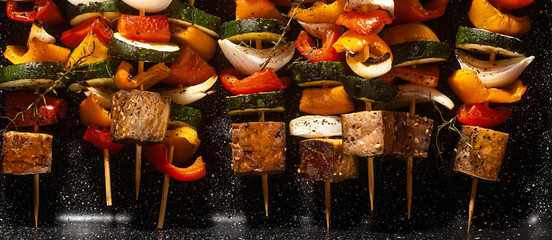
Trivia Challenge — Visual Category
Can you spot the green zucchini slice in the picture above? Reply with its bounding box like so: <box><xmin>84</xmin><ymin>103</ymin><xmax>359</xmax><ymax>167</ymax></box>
<box><xmin>226</xmin><ymin>91</ymin><xmax>285</xmax><ymax>115</ymax></box>
<box><xmin>108</xmin><ymin>33</ymin><xmax>181</xmax><ymax>63</ymax></box>
<box><xmin>221</xmin><ymin>19</ymin><xmax>287</xmax><ymax>44</ymax></box>
<box><xmin>66</xmin><ymin>1</ymin><xmax>137</xmax><ymax>26</ymax></box>
<box><xmin>0</xmin><ymin>62</ymin><xmax>65</xmax><ymax>90</ymax></box>
<box><xmin>342</xmin><ymin>76</ymin><xmax>399</xmax><ymax>103</ymax></box>
<box><xmin>390</xmin><ymin>41</ymin><xmax>451</xmax><ymax>67</ymax></box>
<box><xmin>164</xmin><ymin>0</ymin><xmax>222</xmax><ymax>38</ymax></box>
<box><xmin>288</xmin><ymin>61</ymin><xmax>351</xmax><ymax>87</ymax></box>
<box><xmin>455</xmin><ymin>26</ymin><xmax>526</xmax><ymax>57</ymax></box>
<box><xmin>169</xmin><ymin>103</ymin><xmax>202</xmax><ymax>129</ymax></box>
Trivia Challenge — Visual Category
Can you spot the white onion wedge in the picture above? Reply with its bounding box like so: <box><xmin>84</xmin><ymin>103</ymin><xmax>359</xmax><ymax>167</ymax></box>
<box><xmin>290</xmin><ymin>115</ymin><xmax>342</xmax><ymax>138</ymax></box>
<box><xmin>375</xmin><ymin>84</ymin><xmax>454</xmax><ymax>110</ymax></box>
<box><xmin>346</xmin><ymin>53</ymin><xmax>393</xmax><ymax>79</ymax></box>
<box><xmin>297</xmin><ymin>21</ymin><xmax>344</xmax><ymax>40</ymax></box>
<box><xmin>455</xmin><ymin>50</ymin><xmax>534</xmax><ymax>88</ymax></box>
<box><xmin>344</xmin><ymin>0</ymin><xmax>394</xmax><ymax>16</ymax></box>
<box><xmin>158</xmin><ymin>74</ymin><xmax>217</xmax><ymax>106</ymax></box>
<box><xmin>218</xmin><ymin>39</ymin><xmax>295</xmax><ymax>75</ymax></box>
<box><xmin>84</xmin><ymin>87</ymin><xmax>115</xmax><ymax>109</ymax></box>
<box><xmin>122</xmin><ymin>0</ymin><xmax>171</xmax><ymax>13</ymax></box>
<box><xmin>28</xmin><ymin>22</ymin><xmax>55</xmax><ymax>47</ymax></box>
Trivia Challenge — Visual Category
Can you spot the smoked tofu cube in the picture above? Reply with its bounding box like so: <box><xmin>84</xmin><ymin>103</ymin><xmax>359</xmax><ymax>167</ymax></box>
<box><xmin>341</xmin><ymin>111</ymin><xmax>394</xmax><ymax>157</ymax></box>
<box><xmin>453</xmin><ymin>125</ymin><xmax>509</xmax><ymax>181</ymax></box>
<box><xmin>231</xmin><ymin>122</ymin><xmax>286</xmax><ymax>176</ymax></box>
<box><xmin>391</xmin><ymin>112</ymin><xmax>434</xmax><ymax>158</ymax></box>
<box><xmin>111</xmin><ymin>90</ymin><xmax>171</xmax><ymax>145</ymax></box>
<box><xmin>299</xmin><ymin>139</ymin><xmax>358</xmax><ymax>182</ymax></box>
<box><xmin>342</xmin><ymin>111</ymin><xmax>434</xmax><ymax>158</ymax></box>
<box><xmin>1</xmin><ymin>131</ymin><xmax>53</xmax><ymax>175</ymax></box>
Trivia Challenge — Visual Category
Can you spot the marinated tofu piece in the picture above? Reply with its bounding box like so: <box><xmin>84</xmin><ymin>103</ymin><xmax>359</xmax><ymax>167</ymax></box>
<box><xmin>341</xmin><ymin>111</ymin><xmax>394</xmax><ymax>157</ymax></box>
<box><xmin>111</xmin><ymin>90</ymin><xmax>171</xmax><ymax>145</ymax></box>
<box><xmin>299</xmin><ymin>139</ymin><xmax>358</xmax><ymax>182</ymax></box>
<box><xmin>1</xmin><ymin>131</ymin><xmax>53</xmax><ymax>175</ymax></box>
<box><xmin>453</xmin><ymin>125</ymin><xmax>509</xmax><ymax>181</ymax></box>
<box><xmin>231</xmin><ymin>122</ymin><xmax>286</xmax><ymax>176</ymax></box>
<box><xmin>391</xmin><ymin>112</ymin><xmax>434</xmax><ymax>158</ymax></box>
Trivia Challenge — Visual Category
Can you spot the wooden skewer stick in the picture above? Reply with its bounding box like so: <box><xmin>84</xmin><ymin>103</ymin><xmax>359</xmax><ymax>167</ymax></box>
<box><xmin>489</xmin><ymin>50</ymin><xmax>497</xmax><ymax>65</ymax></box>
<box><xmin>158</xmin><ymin>145</ymin><xmax>175</xmax><ymax>229</ymax></box>
<box><xmin>254</xmin><ymin>38</ymin><xmax>270</xmax><ymax>217</ymax></box>
<box><xmin>325</xmin><ymin>181</ymin><xmax>331</xmax><ymax>231</ymax></box>
<box><xmin>468</xmin><ymin>177</ymin><xmax>479</xmax><ymax>232</ymax></box>
<box><xmin>33</xmin><ymin>125</ymin><xmax>40</xmax><ymax>228</ymax></box>
<box><xmin>189</xmin><ymin>0</ymin><xmax>195</xmax><ymax>6</ymax></box>
<box><xmin>365</xmin><ymin>101</ymin><xmax>375</xmax><ymax>211</ymax></box>
<box><xmin>104</xmin><ymin>149</ymin><xmax>112</xmax><ymax>206</ymax></box>
<box><xmin>407</xmin><ymin>99</ymin><xmax>415</xmax><ymax>219</ymax></box>
<box><xmin>134</xmin><ymin>8</ymin><xmax>146</xmax><ymax>200</ymax></box>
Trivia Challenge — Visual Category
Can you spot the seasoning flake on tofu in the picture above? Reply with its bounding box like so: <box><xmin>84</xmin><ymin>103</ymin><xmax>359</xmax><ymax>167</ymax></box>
<box><xmin>111</xmin><ymin>90</ymin><xmax>171</xmax><ymax>145</ymax></box>
<box><xmin>231</xmin><ymin>122</ymin><xmax>286</xmax><ymax>176</ymax></box>
<box><xmin>342</xmin><ymin>111</ymin><xmax>434</xmax><ymax>157</ymax></box>
<box><xmin>299</xmin><ymin>138</ymin><xmax>358</xmax><ymax>182</ymax></box>
<box><xmin>1</xmin><ymin>131</ymin><xmax>53</xmax><ymax>175</ymax></box>
<box><xmin>453</xmin><ymin>125</ymin><xmax>509</xmax><ymax>181</ymax></box>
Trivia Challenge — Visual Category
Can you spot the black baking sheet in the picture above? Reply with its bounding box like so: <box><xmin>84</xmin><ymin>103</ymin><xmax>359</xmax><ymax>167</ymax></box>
<box><xmin>0</xmin><ymin>0</ymin><xmax>551</xmax><ymax>239</ymax></box>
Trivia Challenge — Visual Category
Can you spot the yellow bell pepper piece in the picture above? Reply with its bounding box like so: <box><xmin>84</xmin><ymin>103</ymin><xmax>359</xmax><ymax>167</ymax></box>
<box><xmin>235</xmin><ymin>0</ymin><xmax>286</xmax><ymax>22</ymax></box>
<box><xmin>468</xmin><ymin>0</ymin><xmax>531</xmax><ymax>36</ymax></box>
<box><xmin>289</xmin><ymin>0</ymin><xmax>346</xmax><ymax>23</ymax></box>
<box><xmin>66</xmin><ymin>32</ymin><xmax>108</xmax><ymax>68</ymax></box>
<box><xmin>380</xmin><ymin>23</ymin><xmax>440</xmax><ymax>46</ymax></box>
<box><xmin>333</xmin><ymin>30</ymin><xmax>391</xmax><ymax>63</ymax></box>
<box><xmin>3</xmin><ymin>38</ymin><xmax>71</xmax><ymax>64</ymax></box>
<box><xmin>448</xmin><ymin>69</ymin><xmax>526</xmax><ymax>104</ymax></box>
<box><xmin>164</xmin><ymin>125</ymin><xmax>200</xmax><ymax>167</ymax></box>
<box><xmin>79</xmin><ymin>93</ymin><xmax>111</xmax><ymax>128</ymax></box>
<box><xmin>170</xmin><ymin>25</ymin><xmax>217</xmax><ymax>61</ymax></box>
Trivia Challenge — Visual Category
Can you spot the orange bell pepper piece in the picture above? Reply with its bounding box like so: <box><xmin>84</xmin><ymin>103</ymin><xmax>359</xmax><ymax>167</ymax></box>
<box><xmin>115</xmin><ymin>61</ymin><xmax>171</xmax><ymax>90</ymax></box>
<box><xmin>79</xmin><ymin>94</ymin><xmax>111</xmax><ymax>128</ymax></box>
<box><xmin>288</xmin><ymin>0</ymin><xmax>346</xmax><ymax>23</ymax></box>
<box><xmin>468</xmin><ymin>0</ymin><xmax>531</xmax><ymax>36</ymax></box>
<box><xmin>4</xmin><ymin>38</ymin><xmax>70</xmax><ymax>64</ymax></box>
<box><xmin>235</xmin><ymin>0</ymin><xmax>286</xmax><ymax>21</ymax></box>
<box><xmin>448</xmin><ymin>69</ymin><xmax>526</xmax><ymax>104</ymax></box>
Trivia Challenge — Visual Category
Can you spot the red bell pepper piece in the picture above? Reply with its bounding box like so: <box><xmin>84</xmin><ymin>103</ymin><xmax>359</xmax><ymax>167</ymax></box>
<box><xmin>335</xmin><ymin>10</ymin><xmax>393</xmax><ymax>36</ymax></box>
<box><xmin>83</xmin><ymin>126</ymin><xmax>124</xmax><ymax>156</ymax></box>
<box><xmin>163</xmin><ymin>44</ymin><xmax>217</xmax><ymax>86</ymax></box>
<box><xmin>144</xmin><ymin>144</ymin><xmax>206</xmax><ymax>181</ymax></box>
<box><xmin>61</xmin><ymin>17</ymin><xmax>113</xmax><ymax>49</ymax></box>
<box><xmin>295</xmin><ymin>29</ymin><xmax>343</xmax><ymax>62</ymax></box>
<box><xmin>6</xmin><ymin>0</ymin><xmax>65</xmax><ymax>27</ymax></box>
<box><xmin>220</xmin><ymin>68</ymin><xmax>291</xmax><ymax>95</ymax></box>
<box><xmin>4</xmin><ymin>91</ymin><xmax>67</xmax><ymax>128</ymax></box>
<box><xmin>117</xmin><ymin>14</ymin><xmax>171</xmax><ymax>43</ymax></box>
<box><xmin>488</xmin><ymin>0</ymin><xmax>534</xmax><ymax>11</ymax></box>
<box><xmin>394</xmin><ymin>0</ymin><xmax>450</xmax><ymax>23</ymax></box>
<box><xmin>456</xmin><ymin>103</ymin><xmax>512</xmax><ymax>128</ymax></box>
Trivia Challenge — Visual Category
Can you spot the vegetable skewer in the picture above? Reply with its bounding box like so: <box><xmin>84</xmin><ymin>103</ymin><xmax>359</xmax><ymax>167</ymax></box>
<box><xmin>33</xmin><ymin>125</ymin><xmax>40</xmax><ymax>228</ymax></box>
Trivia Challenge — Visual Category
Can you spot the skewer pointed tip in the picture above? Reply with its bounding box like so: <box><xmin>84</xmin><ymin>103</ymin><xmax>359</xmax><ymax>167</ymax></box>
<box><xmin>136</xmin><ymin>144</ymin><xmax>142</xmax><ymax>201</ymax></box>
<box><xmin>367</xmin><ymin>157</ymin><xmax>375</xmax><ymax>212</ymax></box>
<box><xmin>262</xmin><ymin>174</ymin><xmax>269</xmax><ymax>217</ymax></box>
<box><xmin>34</xmin><ymin>173</ymin><xmax>39</xmax><ymax>229</ymax></box>
<box><xmin>324</xmin><ymin>181</ymin><xmax>331</xmax><ymax>232</ymax></box>
<box><xmin>468</xmin><ymin>178</ymin><xmax>479</xmax><ymax>233</ymax></box>
<box><xmin>407</xmin><ymin>157</ymin><xmax>413</xmax><ymax>220</ymax></box>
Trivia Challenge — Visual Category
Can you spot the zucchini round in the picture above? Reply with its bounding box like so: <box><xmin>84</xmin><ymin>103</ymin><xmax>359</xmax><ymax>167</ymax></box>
<box><xmin>66</xmin><ymin>1</ymin><xmax>137</xmax><ymax>26</ymax></box>
<box><xmin>288</xmin><ymin>61</ymin><xmax>351</xmax><ymax>87</ymax></box>
<box><xmin>390</xmin><ymin>41</ymin><xmax>451</xmax><ymax>67</ymax></box>
<box><xmin>221</xmin><ymin>19</ymin><xmax>287</xmax><ymax>44</ymax></box>
<box><xmin>226</xmin><ymin>91</ymin><xmax>285</xmax><ymax>115</ymax></box>
<box><xmin>72</xmin><ymin>60</ymin><xmax>121</xmax><ymax>88</ymax></box>
<box><xmin>169</xmin><ymin>103</ymin><xmax>202</xmax><ymax>129</ymax></box>
<box><xmin>164</xmin><ymin>0</ymin><xmax>222</xmax><ymax>38</ymax></box>
<box><xmin>342</xmin><ymin>76</ymin><xmax>399</xmax><ymax>103</ymax></box>
<box><xmin>455</xmin><ymin>26</ymin><xmax>526</xmax><ymax>57</ymax></box>
<box><xmin>108</xmin><ymin>33</ymin><xmax>181</xmax><ymax>63</ymax></box>
<box><xmin>0</xmin><ymin>62</ymin><xmax>65</xmax><ymax>90</ymax></box>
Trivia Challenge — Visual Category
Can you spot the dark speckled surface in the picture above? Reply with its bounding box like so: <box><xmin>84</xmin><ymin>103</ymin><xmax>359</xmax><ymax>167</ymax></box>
<box><xmin>0</xmin><ymin>0</ymin><xmax>551</xmax><ymax>239</ymax></box>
